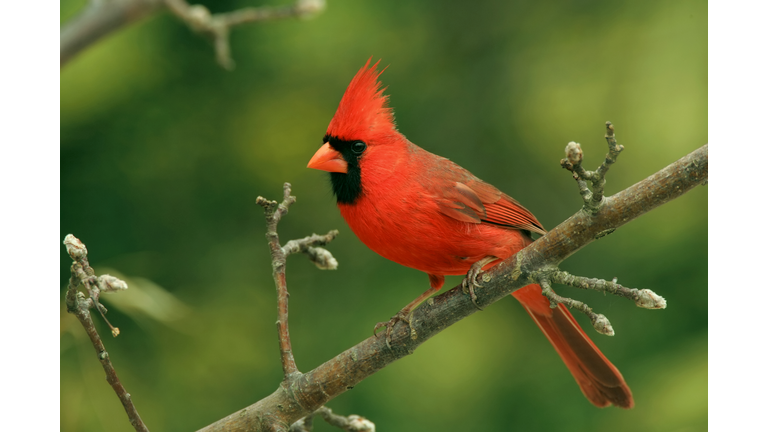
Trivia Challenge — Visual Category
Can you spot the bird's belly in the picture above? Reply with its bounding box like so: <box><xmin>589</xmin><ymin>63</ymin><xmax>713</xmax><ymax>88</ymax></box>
<box><xmin>339</xmin><ymin>201</ymin><xmax>528</xmax><ymax>276</ymax></box>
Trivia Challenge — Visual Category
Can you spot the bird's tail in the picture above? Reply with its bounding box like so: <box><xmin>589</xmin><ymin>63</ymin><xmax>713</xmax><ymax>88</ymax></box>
<box><xmin>512</xmin><ymin>284</ymin><xmax>634</xmax><ymax>408</ymax></box>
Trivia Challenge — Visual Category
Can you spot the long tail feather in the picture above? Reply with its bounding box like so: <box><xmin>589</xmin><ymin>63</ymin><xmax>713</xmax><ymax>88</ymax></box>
<box><xmin>512</xmin><ymin>284</ymin><xmax>634</xmax><ymax>408</ymax></box>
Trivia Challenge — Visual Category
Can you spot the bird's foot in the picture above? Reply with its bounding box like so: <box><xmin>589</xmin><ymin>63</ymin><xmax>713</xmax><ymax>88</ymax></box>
<box><xmin>374</xmin><ymin>310</ymin><xmax>413</xmax><ymax>349</ymax></box>
<box><xmin>462</xmin><ymin>257</ymin><xmax>498</xmax><ymax>310</ymax></box>
<box><xmin>461</xmin><ymin>273</ymin><xmax>483</xmax><ymax>310</ymax></box>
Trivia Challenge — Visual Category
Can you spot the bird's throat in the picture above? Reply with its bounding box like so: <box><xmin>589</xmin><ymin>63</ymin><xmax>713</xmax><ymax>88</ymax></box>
<box><xmin>330</xmin><ymin>168</ymin><xmax>363</xmax><ymax>204</ymax></box>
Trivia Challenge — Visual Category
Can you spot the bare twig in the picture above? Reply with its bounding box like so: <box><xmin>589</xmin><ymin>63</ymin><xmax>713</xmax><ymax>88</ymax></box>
<box><xmin>561</xmin><ymin>121</ymin><xmax>625</xmax><ymax>214</ymax></box>
<box><xmin>290</xmin><ymin>407</ymin><xmax>375</xmax><ymax>432</ymax></box>
<box><xmin>61</xmin><ymin>0</ymin><xmax>163</xmax><ymax>67</ymax></box>
<box><xmin>539</xmin><ymin>277</ymin><xmax>614</xmax><ymax>336</ymax></box>
<box><xmin>252</xmin><ymin>185</ymin><xmax>369</xmax><ymax>432</ymax></box>
<box><xmin>256</xmin><ymin>184</ymin><xmax>300</xmax><ymax>378</ymax></box>
<box><xmin>551</xmin><ymin>270</ymin><xmax>667</xmax><ymax>309</ymax></box>
<box><xmin>540</xmin><ymin>123</ymin><xmax>664</xmax><ymax>333</ymax></box>
<box><xmin>316</xmin><ymin>406</ymin><xmax>375</xmax><ymax>432</ymax></box>
<box><xmin>199</xmin><ymin>142</ymin><xmax>708</xmax><ymax>431</ymax></box>
<box><xmin>282</xmin><ymin>231</ymin><xmax>340</xmax><ymax>270</ymax></box>
<box><xmin>256</xmin><ymin>183</ymin><xmax>339</xmax><ymax>379</ymax></box>
<box><xmin>593</xmin><ymin>122</ymin><xmax>624</xmax><ymax>204</ymax></box>
<box><xmin>61</xmin><ymin>0</ymin><xmax>326</xmax><ymax>68</ymax></box>
<box><xmin>63</xmin><ymin>235</ymin><xmax>149</xmax><ymax>432</ymax></box>
<box><xmin>165</xmin><ymin>0</ymin><xmax>327</xmax><ymax>69</ymax></box>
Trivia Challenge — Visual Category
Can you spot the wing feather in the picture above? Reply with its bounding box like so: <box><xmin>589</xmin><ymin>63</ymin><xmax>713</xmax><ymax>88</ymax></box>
<box><xmin>434</xmin><ymin>179</ymin><xmax>545</xmax><ymax>234</ymax></box>
<box><xmin>417</xmin><ymin>147</ymin><xmax>545</xmax><ymax>234</ymax></box>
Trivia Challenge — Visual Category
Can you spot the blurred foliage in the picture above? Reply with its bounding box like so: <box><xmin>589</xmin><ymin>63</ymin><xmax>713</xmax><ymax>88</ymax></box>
<box><xmin>61</xmin><ymin>0</ymin><xmax>707</xmax><ymax>431</ymax></box>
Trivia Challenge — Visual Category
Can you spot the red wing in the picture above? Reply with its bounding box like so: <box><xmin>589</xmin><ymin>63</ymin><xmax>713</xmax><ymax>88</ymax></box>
<box><xmin>418</xmin><ymin>152</ymin><xmax>545</xmax><ymax>234</ymax></box>
<box><xmin>480</xmin><ymin>190</ymin><xmax>546</xmax><ymax>235</ymax></box>
<box><xmin>436</xmin><ymin>195</ymin><xmax>483</xmax><ymax>223</ymax></box>
<box><xmin>435</xmin><ymin>176</ymin><xmax>545</xmax><ymax>235</ymax></box>
<box><xmin>435</xmin><ymin>181</ymin><xmax>486</xmax><ymax>223</ymax></box>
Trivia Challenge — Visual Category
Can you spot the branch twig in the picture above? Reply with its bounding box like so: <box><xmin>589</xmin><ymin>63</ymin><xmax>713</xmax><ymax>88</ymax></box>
<box><xmin>533</xmin><ymin>123</ymin><xmax>666</xmax><ymax>334</ymax></box>
<box><xmin>61</xmin><ymin>0</ymin><xmax>162</xmax><ymax>67</ymax></box>
<box><xmin>256</xmin><ymin>183</ymin><xmax>339</xmax><ymax>379</ymax></box>
<box><xmin>61</xmin><ymin>0</ymin><xmax>326</xmax><ymax>68</ymax></box>
<box><xmin>63</xmin><ymin>235</ymin><xmax>149</xmax><ymax>432</ymax></box>
<box><xmin>251</xmin><ymin>184</ymin><xmax>371</xmax><ymax>432</ymax></box>
<box><xmin>256</xmin><ymin>184</ymin><xmax>300</xmax><ymax>378</ymax></box>
<box><xmin>282</xmin><ymin>232</ymin><xmax>339</xmax><ymax>270</ymax></box>
<box><xmin>165</xmin><ymin>0</ymin><xmax>326</xmax><ymax>70</ymax></box>
<box><xmin>560</xmin><ymin>121</ymin><xmax>625</xmax><ymax>214</ymax></box>
<box><xmin>539</xmin><ymin>277</ymin><xmax>615</xmax><ymax>336</ymax></box>
<box><xmin>551</xmin><ymin>270</ymin><xmax>667</xmax><ymax>309</ymax></box>
<box><xmin>290</xmin><ymin>406</ymin><xmax>375</xmax><ymax>432</ymax></box>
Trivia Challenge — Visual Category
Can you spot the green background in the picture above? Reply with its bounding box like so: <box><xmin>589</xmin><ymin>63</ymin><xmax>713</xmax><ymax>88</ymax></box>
<box><xmin>60</xmin><ymin>0</ymin><xmax>707</xmax><ymax>431</ymax></box>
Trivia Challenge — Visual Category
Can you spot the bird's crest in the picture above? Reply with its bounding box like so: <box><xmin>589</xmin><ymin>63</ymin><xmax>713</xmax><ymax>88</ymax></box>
<box><xmin>326</xmin><ymin>59</ymin><xmax>397</xmax><ymax>141</ymax></box>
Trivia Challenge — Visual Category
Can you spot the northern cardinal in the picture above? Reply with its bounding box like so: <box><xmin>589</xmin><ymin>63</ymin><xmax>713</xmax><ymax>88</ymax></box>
<box><xmin>307</xmin><ymin>60</ymin><xmax>633</xmax><ymax>408</ymax></box>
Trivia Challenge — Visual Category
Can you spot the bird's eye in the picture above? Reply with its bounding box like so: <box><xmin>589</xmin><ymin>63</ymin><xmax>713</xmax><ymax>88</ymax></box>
<box><xmin>351</xmin><ymin>141</ymin><xmax>367</xmax><ymax>155</ymax></box>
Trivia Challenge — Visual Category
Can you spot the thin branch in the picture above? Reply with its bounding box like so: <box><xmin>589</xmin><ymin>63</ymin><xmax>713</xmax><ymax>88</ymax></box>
<box><xmin>289</xmin><ymin>413</ymin><xmax>316</xmax><ymax>432</ymax></box>
<box><xmin>538</xmin><ymin>277</ymin><xmax>614</xmax><ymax>336</ymax></box>
<box><xmin>551</xmin><ymin>270</ymin><xmax>667</xmax><ymax>309</ymax></box>
<box><xmin>560</xmin><ymin>121</ymin><xmax>625</xmax><ymax>214</ymax></box>
<box><xmin>529</xmin><ymin>123</ymin><xmax>666</xmax><ymax>334</ymax></box>
<box><xmin>61</xmin><ymin>0</ymin><xmax>326</xmax><ymax>69</ymax></box>
<box><xmin>316</xmin><ymin>407</ymin><xmax>375</xmax><ymax>432</ymax></box>
<box><xmin>63</xmin><ymin>235</ymin><xmax>149</xmax><ymax>432</ymax></box>
<box><xmin>256</xmin><ymin>183</ymin><xmax>339</xmax><ymax>379</ymax></box>
<box><xmin>61</xmin><ymin>0</ymin><xmax>163</xmax><ymax>67</ymax></box>
<box><xmin>165</xmin><ymin>0</ymin><xmax>327</xmax><ymax>70</ymax></box>
<box><xmin>290</xmin><ymin>407</ymin><xmax>375</xmax><ymax>432</ymax></box>
<box><xmin>592</xmin><ymin>121</ymin><xmax>624</xmax><ymax>204</ymax></box>
<box><xmin>282</xmin><ymin>231</ymin><xmax>340</xmax><ymax>270</ymax></box>
<box><xmin>198</xmin><ymin>141</ymin><xmax>708</xmax><ymax>431</ymax></box>
<box><xmin>256</xmin><ymin>185</ymin><xmax>300</xmax><ymax>378</ymax></box>
<box><xmin>253</xmin><ymin>185</ymin><xmax>366</xmax><ymax>432</ymax></box>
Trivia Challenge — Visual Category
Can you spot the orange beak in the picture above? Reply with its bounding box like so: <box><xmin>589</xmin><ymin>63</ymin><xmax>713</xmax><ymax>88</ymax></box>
<box><xmin>307</xmin><ymin>143</ymin><xmax>348</xmax><ymax>173</ymax></box>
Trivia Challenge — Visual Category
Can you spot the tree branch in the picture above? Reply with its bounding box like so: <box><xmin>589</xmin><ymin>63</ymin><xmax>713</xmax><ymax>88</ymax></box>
<box><xmin>61</xmin><ymin>0</ymin><xmax>163</xmax><ymax>67</ymax></box>
<box><xmin>61</xmin><ymin>0</ymin><xmax>326</xmax><ymax>68</ymax></box>
<box><xmin>252</xmin><ymin>183</ymin><xmax>364</xmax><ymax>431</ymax></box>
<box><xmin>551</xmin><ymin>270</ymin><xmax>667</xmax><ymax>309</ymax></box>
<box><xmin>538</xmin><ymin>277</ymin><xmax>615</xmax><ymax>336</ymax></box>
<box><xmin>63</xmin><ymin>235</ymin><xmax>149</xmax><ymax>432</ymax></box>
<box><xmin>256</xmin><ymin>184</ymin><xmax>301</xmax><ymax>378</ymax></box>
<box><xmin>165</xmin><ymin>0</ymin><xmax>326</xmax><ymax>70</ymax></box>
<box><xmin>256</xmin><ymin>183</ymin><xmax>339</xmax><ymax>379</ymax></box>
<box><xmin>561</xmin><ymin>122</ymin><xmax>625</xmax><ymax>214</ymax></box>
<box><xmin>198</xmin><ymin>137</ymin><xmax>707</xmax><ymax>430</ymax></box>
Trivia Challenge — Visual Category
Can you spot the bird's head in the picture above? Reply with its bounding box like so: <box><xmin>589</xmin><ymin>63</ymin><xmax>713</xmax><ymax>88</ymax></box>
<box><xmin>308</xmin><ymin>59</ymin><xmax>406</xmax><ymax>204</ymax></box>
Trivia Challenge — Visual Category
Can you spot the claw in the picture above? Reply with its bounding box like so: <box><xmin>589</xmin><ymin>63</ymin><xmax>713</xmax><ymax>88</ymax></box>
<box><xmin>461</xmin><ymin>273</ymin><xmax>483</xmax><ymax>310</ymax></box>
<box><xmin>374</xmin><ymin>311</ymin><xmax>412</xmax><ymax>349</ymax></box>
<box><xmin>462</xmin><ymin>257</ymin><xmax>498</xmax><ymax>310</ymax></box>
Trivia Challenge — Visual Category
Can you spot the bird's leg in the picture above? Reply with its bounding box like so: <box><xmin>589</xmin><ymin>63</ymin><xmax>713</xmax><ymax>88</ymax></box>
<box><xmin>374</xmin><ymin>275</ymin><xmax>444</xmax><ymax>349</ymax></box>
<box><xmin>461</xmin><ymin>256</ymin><xmax>498</xmax><ymax>309</ymax></box>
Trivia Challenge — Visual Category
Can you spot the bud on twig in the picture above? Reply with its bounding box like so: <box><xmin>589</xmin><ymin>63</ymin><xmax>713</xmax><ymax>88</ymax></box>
<box><xmin>98</xmin><ymin>275</ymin><xmax>129</xmax><ymax>293</ymax></box>
<box><xmin>565</xmin><ymin>141</ymin><xmax>583</xmax><ymax>165</ymax></box>
<box><xmin>64</xmin><ymin>234</ymin><xmax>88</xmax><ymax>260</ymax></box>
<box><xmin>346</xmin><ymin>415</ymin><xmax>376</xmax><ymax>432</ymax></box>
<box><xmin>591</xmin><ymin>314</ymin><xmax>614</xmax><ymax>336</ymax></box>
<box><xmin>306</xmin><ymin>247</ymin><xmax>339</xmax><ymax>270</ymax></box>
<box><xmin>634</xmin><ymin>289</ymin><xmax>667</xmax><ymax>309</ymax></box>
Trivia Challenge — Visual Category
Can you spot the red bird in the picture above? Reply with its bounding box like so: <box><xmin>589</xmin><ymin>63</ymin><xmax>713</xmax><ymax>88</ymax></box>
<box><xmin>307</xmin><ymin>60</ymin><xmax>633</xmax><ymax>409</ymax></box>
